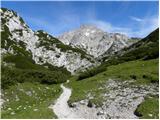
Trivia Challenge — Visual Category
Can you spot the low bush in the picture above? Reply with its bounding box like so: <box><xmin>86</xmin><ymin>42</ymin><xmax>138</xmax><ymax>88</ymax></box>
<box><xmin>77</xmin><ymin>66</ymin><xmax>106</xmax><ymax>81</ymax></box>
<box><xmin>130</xmin><ymin>75</ymin><xmax>137</xmax><ymax>80</ymax></box>
<box><xmin>1</xmin><ymin>66</ymin><xmax>69</xmax><ymax>89</ymax></box>
<box><xmin>142</xmin><ymin>74</ymin><xmax>158</xmax><ymax>83</ymax></box>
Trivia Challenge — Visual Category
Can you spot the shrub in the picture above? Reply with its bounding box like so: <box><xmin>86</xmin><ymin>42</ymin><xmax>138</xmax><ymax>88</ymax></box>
<box><xmin>87</xmin><ymin>100</ymin><xmax>93</xmax><ymax>108</ymax></box>
<box><xmin>130</xmin><ymin>75</ymin><xmax>137</xmax><ymax>80</ymax></box>
<box><xmin>1</xmin><ymin>66</ymin><xmax>69</xmax><ymax>89</ymax></box>
<box><xmin>142</xmin><ymin>74</ymin><xmax>158</xmax><ymax>83</ymax></box>
<box><xmin>77</xmin><ymin>66</ymin><xmax>106</xmax><ymax>81</ymax></box>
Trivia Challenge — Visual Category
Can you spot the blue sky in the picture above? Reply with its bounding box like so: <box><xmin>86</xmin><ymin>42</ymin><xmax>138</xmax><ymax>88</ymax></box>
<box><xmin>1</xmin><ymin>1</ymin><xmax>159</xmax><ymax>37</ymax></box>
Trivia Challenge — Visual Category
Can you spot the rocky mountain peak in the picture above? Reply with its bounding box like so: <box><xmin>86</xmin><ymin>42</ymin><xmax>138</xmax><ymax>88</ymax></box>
<box><xmin>1</xmin><ymin>8</ymin><xmax>28</xmax><ymax>32</ymax></box>
<box><xmin>58</xmin><ymin>25</ymin><xmax>134</xmax><ymax>58</ymax></box>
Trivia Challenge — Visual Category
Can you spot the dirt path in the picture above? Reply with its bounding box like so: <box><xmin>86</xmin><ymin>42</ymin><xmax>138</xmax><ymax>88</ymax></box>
<box><xmin>52</xmin><ymin>84</ymin><xmax>79</xmax><ymax>119</ymax></box>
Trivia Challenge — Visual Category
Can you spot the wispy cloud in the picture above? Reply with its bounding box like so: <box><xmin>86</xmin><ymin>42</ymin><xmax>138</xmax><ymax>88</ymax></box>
<box><xmin>130</xmin><ymin>16</ymin><xmax>143</xmax><ymax>22</ymax></box>
<box><xmin>88</xmin><ymin>15</ymin><xmax>158</xmax><ymax>38</ymax></box>
<box><xmin>130</xmin><ymin>15</ymin><xmax>159</xmax><ymax>37</ymax></box>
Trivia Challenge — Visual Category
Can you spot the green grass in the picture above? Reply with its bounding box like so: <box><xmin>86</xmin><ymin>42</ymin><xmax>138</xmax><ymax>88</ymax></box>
<box><xmin>1</xmin><ymin>82</ymin><xmax>62</xmax><ymax>119</ymax></box>
<box><xmin>67</xmin><ymin>59</ymin><xmax>158</xmax><ymax>106</ymax></box>
<box><xmin>134</xmin><ymin>96</ymin><xmax>159</xmax><ymax>119</ymax></box>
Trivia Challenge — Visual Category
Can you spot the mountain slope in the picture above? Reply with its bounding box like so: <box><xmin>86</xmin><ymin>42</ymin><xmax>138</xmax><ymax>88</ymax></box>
<box><xmin>67</xmin><ymin>59</ymin><xmax>159</xmax><ymax>119</ymax></box>
<box><xmin>1</xmin><ymin>8</ymin><xmax>95</xmax><ymax>74</ymax></box>
<box><xmin>113</xmin><ymin>28</ymin><xmax>159</xmax><ymax>61</ymax></box>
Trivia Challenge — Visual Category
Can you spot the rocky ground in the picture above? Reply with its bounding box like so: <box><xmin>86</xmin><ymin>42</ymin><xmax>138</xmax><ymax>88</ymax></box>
<box><xmin>69</xmin><ymin>79</ymin><xmax>158</xmax><ymax>119</ymax></box>
<box><xmin>51</xmin><ymin>84</ymin><xmax>80</xmax><ymax>118</ymax></box>
<box><xmin>0</xmin><ymin>92</ymin><xmax>5</xmax><ymax>109</ymax></box>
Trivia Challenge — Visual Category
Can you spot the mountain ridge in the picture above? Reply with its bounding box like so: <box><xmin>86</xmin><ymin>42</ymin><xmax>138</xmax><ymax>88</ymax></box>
<box><xmin>58</xmin><ymin>24</ymin><xmax>136</xmax><ymax>58</ymax></box>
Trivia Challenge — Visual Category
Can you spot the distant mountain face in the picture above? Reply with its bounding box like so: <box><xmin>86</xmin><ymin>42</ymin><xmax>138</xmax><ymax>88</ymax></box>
<box><xmin>58</xmin><ymin>25</ymin><xmax>136</xmax><ymax>58</ymax></box>
<box><xmin>102</xmin><ymin>28</ymin><xmax>159</xmax><ymax>63</ymax></box>
<box><xmin>118</xmin><ymin>28</ymin><xmax>159</xmax><ymax>60</ymax></box>
<box><xmin>0</xmin><ymin>8</ymin><xmax>95</xmax><ymax>73</ymax></box>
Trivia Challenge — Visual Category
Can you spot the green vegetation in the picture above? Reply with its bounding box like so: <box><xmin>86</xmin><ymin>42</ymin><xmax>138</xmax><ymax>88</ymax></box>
<box><xmin>1</xmin><ymin>82</ymin><xmax>61</xmax><ymax>119</ymax></box>
<box><xmin>134</xmin><ymin>96</ymin><xmax>159</xmax><ymax>119</ymax></box>
<box><xmin>13</xmin><ymin>29</ymin><xmax>23</xmax><ymax>36</ymax></box>
<box><xmin>1</xmin><ymin>24</ymin><xmax>30</xmax><ymax>57</ymax></box>
<box><xmin>36</xmin><ymin>30</ymin><xmax>61</xmax><ymax>47</ymax></box>
<box><xmin>0</xmin><ymin>8</ymin><xmax>73</xmax><ymax>119</ymax></box>
<box><xmin>1</xmin><ymin>7</ymin><xmax>8</xmax><ymax>12</ymax></box>
<box><xmin>1</xmin><ymin>8</ymin><xmax>158</xmax><ymax>118</ymax></box>
<box><xmin>1</xmin><ymin>23</ymin><xmax>71</xmax><ymax>119</ymax></box>
<box><xmin>1</xmin><ymin>38</ymin><xmax>71</xmax><ymax>88</ymax></box>
<box><xmin>1</xmin><ymin>53</ymin><xmax>70</xmax><ymax>119</ymax></box>
<box><xmin>3</xmin><ymin>54</ymin><xmax>42</xmax><ymax>70</ymax></box>
<box><xmin>1</xmin><ymin>66</ymin><xmax>69</xmax><ymax>89</ymax></box>
<box><xmin>77</xmin><ymin>66</ymin><xmax>106</xmax><ymax>81</ymax></box>
<box><xmin>68</xmin><ymin>59</ymin><xmax>158</xmax><ymax>105</ymax></box>
<box><xmin>2</xmin><ymin>54</ymin><xmax>71</xmax><ymax>89</ymax></box>
<box><xmin>115</xmin><ymin>28</ymin><xmax>158</xmax><ymax>61</ymax></box>
<box><xmin>1</xmin><ymin>25</ymin><xmax>14</xmax><ymax>50</ymax></box>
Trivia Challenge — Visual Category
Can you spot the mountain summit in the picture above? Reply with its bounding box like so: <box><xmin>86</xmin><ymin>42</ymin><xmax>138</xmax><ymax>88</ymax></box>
<box><xmin>58</xmin><ymin>25</ymin><xmax>135</xmax><ymax>57</ymax></box>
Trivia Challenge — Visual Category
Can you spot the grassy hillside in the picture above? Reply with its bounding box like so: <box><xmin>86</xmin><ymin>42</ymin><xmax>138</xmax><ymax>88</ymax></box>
<box><xmin>67</xmin><ymin>59</ymin><xmax>158</xmax><ymax>106</ymax></box>
<box><xmin>134</xmin><ymin>95</ymin><xmax>159</xmax><ymax>119</ymax></box>
<box><xmin>1</xmin><ymin>82</ymin><xmax>61</xmax><ymax>119</ymax></box>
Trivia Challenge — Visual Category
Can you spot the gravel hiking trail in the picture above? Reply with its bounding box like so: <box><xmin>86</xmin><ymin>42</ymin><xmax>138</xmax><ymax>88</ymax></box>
<box><xmin>52</xmin><ymin>84</ymin><xmax>79</xmax><ymax>119</ymax></box>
